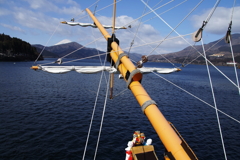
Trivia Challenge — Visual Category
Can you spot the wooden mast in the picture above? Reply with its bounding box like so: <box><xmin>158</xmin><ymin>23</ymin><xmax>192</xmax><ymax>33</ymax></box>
<box><xmin>109</xmin><ymin>0</ymin><xmax>116</xmax><ymax>99</ymax></box>
<box><xmin>86</xmin><ymin>8</ymin><xmax>197</xmax><ymax>160</ymax></box>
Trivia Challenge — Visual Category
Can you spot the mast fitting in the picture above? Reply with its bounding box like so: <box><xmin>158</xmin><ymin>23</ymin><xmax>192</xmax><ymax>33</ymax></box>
<box><xmin>137</xmin><ymin>55</ymin><xmax>148</xmax><ymax>68</ymax></box>
<box><xmin>141</xmin><ymin>100</ymin><xmax>157</xmax><ymax>114</ymax></box>
<box><xmin>114</xmin><ymin>53</ymin><xmax>128</xmax><ymax>69</ymax></box>
<box><xmin>107</xmin><ymin>34</ymin><xmax>119</xmax><ymax>65</ymax></box>
<box><xmin>126</xmin><ymin>69</ymin><xmax>142</xmax><ymax>88</ymax></box>
<box><xmin>225</xmin><ymin>21</ymin><xmax>232</xmax><ymax>43</ymax></box>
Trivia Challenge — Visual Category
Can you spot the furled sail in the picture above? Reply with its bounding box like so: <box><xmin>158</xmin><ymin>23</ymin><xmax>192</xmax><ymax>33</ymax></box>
<box><xmin>31</xmin><ymin>66</ymin><xmax>180</xmax><ymax>74</ymax></box>
<box><xmin>61</xmin><ymin>21</ymin><xmax>127</xmax><ymax>30</ymax></box>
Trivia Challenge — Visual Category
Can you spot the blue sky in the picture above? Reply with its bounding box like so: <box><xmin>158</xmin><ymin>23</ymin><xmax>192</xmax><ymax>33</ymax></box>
<box><xmin>1</xmin><ymin>0</ymin><xmax>240</xmax><ymax>54</ymax></box>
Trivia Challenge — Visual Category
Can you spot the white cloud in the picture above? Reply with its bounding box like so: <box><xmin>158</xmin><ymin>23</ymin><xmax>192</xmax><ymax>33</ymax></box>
<box><xmin>89</xmin><ymin>14</ymin><xmax>193</xmax><ymax>54</ymax></box>
<box><xmin>191</xmin><ymin>6</ymin><xmax>240</xmax><ymax>34</ymax></box>
<box><xmin>0</xmin><ymin>7</ymin><xmax>11</xmax><ymax>16</ymax></box>
<box><xmin>23</xmin><ymin>0</ymin><xmax>83</xmax><ymax>15</ymax></box>
<box><xmin>0</xmin><ymin>23</ymin><xmax>25</xmax><ymax>33</ymax></box>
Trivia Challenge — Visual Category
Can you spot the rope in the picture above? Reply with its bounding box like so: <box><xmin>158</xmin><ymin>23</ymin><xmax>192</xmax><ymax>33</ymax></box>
<box><xmin>127</xmin><ymin>0</ymin><xmax>150</xmax><ymax>55</ymax></box>
<box><xmin>151</xmin><ymin>71</ymin><xmax>240</xmax><ymax>124</ymax></box>
<box><xmin>201</xmin><ymin>38</ymin><xmax>227</xmax><ymax>160</ymax></box>
<box><xmin>112</xmin><ymin>88</ymin><xmax>129</xmax><ymax>99</ymax></box>
<box><xmin>60</xmin><ymin>37</ymin><xmax>103</xmax><ymax>59</ymax></box>
<box><xmin>141</xmin><ymin>0</ymin><xmax>240</xmax><ymax>90</ymax></box>
<box><xmin>141</xmin><ymin>0</ymin><xmax>204</xmax><ymax>58</ymax></box>
<box><xmin>152</xmin><ymin>0</ymin><xmax>164</xmax><ymax>8</ymax></box>
<box><xmin>81</xmin><ymin>62</ymin><xmax>105</xmax><ymax>160</ymax></box>
<box><xmin>226</xmin><ymin>0</ymin><xmax>240</xmax><ymax>95</ymax></box>
<box><xmin>124</xmin><ymin>33</ymin><xmax>192</xmax><ymax>51</ymax></box>
<box><xmin>205</xmin><ymin>0</ymin><xmax>221</xmax><ymax>23</ymax></box>
<box><xmin>82</xmin><ymin>32</ymin><xmax>108</xmax><ymax>159</ymax></box>
<box><xmin>34</xmin><ymin>23</ymin><xmax>60</xmax><ymax>63</ymax></box>
<box><xmin>93</xmin><ymin>70</ymin><xmax>110</xmax><ymax>160</ymax></box>
<box><xmin>227</xmin><ymin>35</ymin><xmax>240</xmax><ymax>95</ymax></box>
<box><xmin>184</xmin><ymin>37</ymin><xmax>225</xmax><ymax>67</ymax></box>
<box><xmin>230</xmin><ymin>0</ymin><xmax>236</xmax><ymax>21</ymax></box>
<box><xmin>124</xmin><ymin>29</ymin><xmax>192</xmax><ymax>68</ymax></box>
<box><xmin>181</xmin><ymin>43</ymin><xmax>195</xmax><ymax>67</ymax></box>
<box><xmin>142</xmin><ymin>0</ymin><xmax>188</xmax><ymax>24</ymax></box>
<box><xmin>121</xmin><ymin>0</ymin><xmax>175</xmax><ymax>29</ymax></box>
<box><xmin>88</xmin><ymin>15</ymin><xmax>109</xmax><ymax>84</ymax></box>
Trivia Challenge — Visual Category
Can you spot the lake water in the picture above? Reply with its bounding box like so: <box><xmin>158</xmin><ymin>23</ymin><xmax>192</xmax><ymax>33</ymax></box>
<box><xmin>0</xmin><ymin>59</ymin><xmax>240</xmax><ymax>160</ymax></box>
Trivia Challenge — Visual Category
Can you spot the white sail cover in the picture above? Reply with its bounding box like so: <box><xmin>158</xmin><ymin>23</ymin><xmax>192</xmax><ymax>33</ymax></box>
<box><xmin>61</xmin><ymin>21</ymin><xmax>127</xmax><ymax>30</ymax></box>
<box><xmin>140</xmin><ymin>67</ymin><xmax>180</xmax><ymax>74</ymax></box>
<box><xmin>39</xmin><ymin>66</ymin><xmax>180</xmax><ymax>74</ymax></box>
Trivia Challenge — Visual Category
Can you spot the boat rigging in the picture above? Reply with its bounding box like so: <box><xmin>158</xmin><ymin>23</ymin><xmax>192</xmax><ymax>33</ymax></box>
<box><xmin>30</xmin><ymin>1</ymin><xmax>240</xmax><ymax>160</ymax></box>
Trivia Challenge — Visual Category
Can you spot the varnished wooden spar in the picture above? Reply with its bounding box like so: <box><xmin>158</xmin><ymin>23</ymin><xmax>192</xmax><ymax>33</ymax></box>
<box><xmin>85</xmin><ymin>8</ymin><xmax>197</xmax><ymax>160</ymax></box>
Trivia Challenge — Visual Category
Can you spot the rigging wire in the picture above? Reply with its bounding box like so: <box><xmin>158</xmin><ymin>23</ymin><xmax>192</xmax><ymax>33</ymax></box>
<box><xmin>88</xmin><ymin>15</ymin><xmax>109</xmax><ymax>84</ymax></box>
<box><xmin>201</xmin><ymin>38</ymin><xmax>227</xmax><ymax>160</ymax></box>
<box><xmin>151</xmin><ymin>71</ymin><xmax>240</xmax><ymax>124</ymax></box>
<box><xmin>93</xmin><ymin>70</ymin><xmax>110</xmax><ymax>160</ymax></box>
<box><xmin>152</xmin><ymin>0</ymin><xmax>164</xmax><ymax>8</ymax></box>
<box><xmin>120</xmin><ymin>0</ymin><xmax>175</xmax><ymax>29</ymax></box>
<box><xmin>34</xmin><ymin>1</ymin><xmax>103</xmax><ymax>64</ymax></box>
<box><xmin>82</xmin><ymin>39</ymin><xmax>109</xmax><ymax>159</ymax></box>
<box><xmin>124</xmin><ymin>28</ymin><xmax>181</xmax><ymax>67</ymax></box>
<box><xmin>60</xmin><ymin>37</ymin><xmax>103</xmax><ymax>59</ymax></box>
<box><xmin>205</xmin><ymin>0</ymin><xmax>221</xmax><ymax>23</ymax></box>
<box><xmin>127</xmin><ymin>0</ymin><xmax>150</xmax><ymax>56</ymax></box>
<box><xmin>180</xmin><ymin>43</ymin><xmax>195</xmax><ymax>67</ymax></box>
<box><xmin>141</xmin><ymin>0</ymin><xmax>204</xmax><ymax>58</ymax></box>
<box><xmin>141</xmin><ymin>0</ymin><xmax>240</xmax><ymax>90</ymax></box>
<box><xmin>142</xmin><ymin>0</ymin><xmax>188</xmax><ymax>24</ymax></box>
<box><xmin>81</xmin><ymin>60</ymin><xmax>106</xmax><ymax>160</ymax></box>
<box><xmin>111</xmin><ymin>88</ymin><xmax>129</xmax><ymax>99</ymax></box>
<box><xmin>184</xmin><ymin>36</ymin><xmax>225</xmax><ymax>67</ymax></box>
<box><xmin>228</xmin><ymin>31</ymin><xmax>240</xmax><ymax>96</ymax></box>
<box><xmin>70</xmin><ymin>0</ymin><xmax>100</xmax><ymax>22</ymax></box>
<box><xmin>226</xmin><ymin>0</ymin><xmax>240</xmax><ymax>95</ymax></box>
<box><xmin>34</xmin><ymin>23</ymin><xmax>60</xmax><ymax>63</ymax></box>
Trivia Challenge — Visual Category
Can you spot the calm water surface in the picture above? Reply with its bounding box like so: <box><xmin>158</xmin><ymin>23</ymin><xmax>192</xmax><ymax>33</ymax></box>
<box><xmin>0</xmin><ymin>59</ymin><xmax>240</xmax><ymax>159</ymax></box>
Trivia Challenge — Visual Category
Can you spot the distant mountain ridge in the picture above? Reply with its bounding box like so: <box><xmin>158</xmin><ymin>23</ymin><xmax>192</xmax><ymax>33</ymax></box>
<box><xmin>32</xmin><ymin>42</ymin><xmax>142</xmax><ymax>62</ymax></box>
<box><xmin>148</xmin><ymin>33</ymin><xmax>240</xmax><ymax>65</ymax></box>
<box><xmin>33</xmin><ymin>33</ymin><xmax>240</xmax><ymax>66</ymax></box>
<box><xmin>32</xmin><ymin>42</ymin><xmax>106</xmax><ymax>59</ymax></box>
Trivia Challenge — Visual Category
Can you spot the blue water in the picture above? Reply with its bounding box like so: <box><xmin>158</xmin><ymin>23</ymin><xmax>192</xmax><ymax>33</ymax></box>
<box><xmin>0</xmin><ymin>59</ymin><xmax>240</xmax><ymax>160</ymax></box>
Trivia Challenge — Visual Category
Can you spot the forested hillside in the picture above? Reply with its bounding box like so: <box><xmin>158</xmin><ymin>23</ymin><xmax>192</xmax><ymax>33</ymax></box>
<box><xmin>0</xmin><ymin>33</ymin><xmax>43</xmax><ymax>61</ymax></box>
